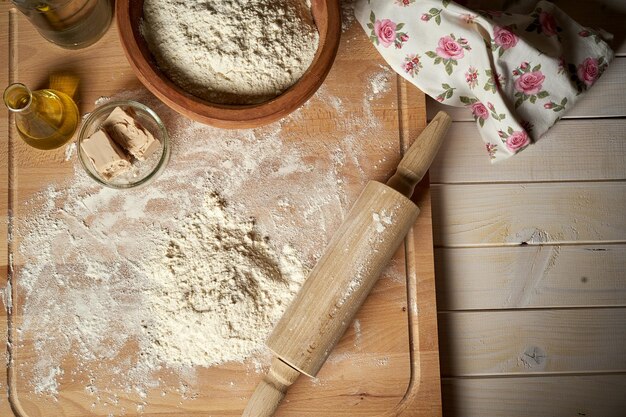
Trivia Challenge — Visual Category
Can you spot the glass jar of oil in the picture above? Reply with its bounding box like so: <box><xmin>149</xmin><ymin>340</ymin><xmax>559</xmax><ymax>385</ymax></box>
<box><xmin>12</xmin><ymin>0</ymin><xmax>112</xmax><ymax>49</ymax></box>
<box><xmin>4</xmin><ymin>83</ymin><xmax>79</xmax><ymax>150</ymax></box>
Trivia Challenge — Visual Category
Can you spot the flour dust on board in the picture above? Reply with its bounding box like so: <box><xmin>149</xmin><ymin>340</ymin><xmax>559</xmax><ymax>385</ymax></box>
<box><xmin>11</xmin><ymin>64</ymin><xmax>396</xmax><ymax>412</ymax></box>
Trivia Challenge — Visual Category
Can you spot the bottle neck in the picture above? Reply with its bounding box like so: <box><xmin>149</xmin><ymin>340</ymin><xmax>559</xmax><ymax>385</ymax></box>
<box><xmin>3</xmin><ymin>83</ymin><xmax>34</xmax><ymax>114</ymax></box>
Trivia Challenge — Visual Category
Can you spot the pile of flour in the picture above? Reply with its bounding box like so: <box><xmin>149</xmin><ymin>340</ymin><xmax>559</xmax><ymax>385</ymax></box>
<box><xmin>141</xmin><ymin>0</ymin><xmax>319</xmax><ymax>104</ymax></box>
<box><xmin>141</xmin><ymin>193</ymin><xmax>304</xmax><ymax>367</ymax></box>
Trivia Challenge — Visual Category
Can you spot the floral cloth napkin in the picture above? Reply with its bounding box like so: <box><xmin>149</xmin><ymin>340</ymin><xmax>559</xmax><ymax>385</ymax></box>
<box><xmin>355</xmin><ymin>0</ymin><xmax>614</xmax><ymax>162</ymax></box>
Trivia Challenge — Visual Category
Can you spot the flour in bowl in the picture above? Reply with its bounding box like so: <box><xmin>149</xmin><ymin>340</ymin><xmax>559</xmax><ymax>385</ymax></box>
<box><xmin>141</xmin><ymin>0</ymin><xmax>319</xmax><ymax>104</ymax></box>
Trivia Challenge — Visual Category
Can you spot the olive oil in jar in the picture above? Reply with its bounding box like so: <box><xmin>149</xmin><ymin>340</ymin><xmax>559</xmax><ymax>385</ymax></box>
<box><xmin>4</xmin><ymin>83</ymin><xmax>79</xmax><ymax>150</ymax></box>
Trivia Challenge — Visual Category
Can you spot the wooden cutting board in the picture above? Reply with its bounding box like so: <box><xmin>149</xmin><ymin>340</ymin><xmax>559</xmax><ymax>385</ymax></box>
<box><xmin>0</xmin><ymin>4</ymin><xmax>441</xmax><ymax>416</ymax></box>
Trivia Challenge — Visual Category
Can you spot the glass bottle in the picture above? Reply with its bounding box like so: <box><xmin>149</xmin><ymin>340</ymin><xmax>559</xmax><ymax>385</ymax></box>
<box><xmin>12</xmin><ymin>0</ymin><xmax>112</xmax><ymax>49</ymax></box>
<box><xmin>4</xmin><ymin>83</ymin><xmax>79</xmax><ymax>150</ymax></box>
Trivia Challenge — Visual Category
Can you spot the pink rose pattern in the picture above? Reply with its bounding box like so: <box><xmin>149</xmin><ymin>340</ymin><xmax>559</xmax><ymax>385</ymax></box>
<box><xmin>374</xmin><ymin>19</ymin><xmax>396</xmax><ymax>47</ymax></box>
<box><xmin>421</xmin><ymin>8</ymin><xmax>443</xmax><ymax>25</ymax></box>
<box><xmin>512</xmin><ymin>62</ymin><xmax>549</xmax><ymax>108</ymax></box>
<box><xmin>577</xmin><ymin>57</ymin><xmax>599</xmax><ymax>86</ymax></box>
<box><xmin>564</xmin><ymin>56</ymin><xmax>607</xmax><ymax>93</ymax></box>
<box><xmin>436</xmin><ymin>35</ymin><xmax>466</xmax><ymax>59</ymax></box>
<box><xmin>544</xmin><ymin>97</ymin><xmax>568</xmax><ymax>112</ymax></box>
<box><xmin>425</xmin><ymin>34</ymin><xmax>471</xmax><ymax>75</ymax></box>
<box><xmin>507</xmin><ymin>131</ymin><xmax>530</xmax><ymax>151</ymax></box>
<box><xmin>487</xmin><ymin>101</ymin><xmax>506</xmax><ymax>121</ymax></box>
<box><xmin>498</xmin><ymin>127</ymin><xmax>530</xmax><ymax>153</ymax></box>
<box><xmin>485</xmin><ymin>143</ymin><xmax>498</xmax><ymax>160</ymax></box>
<box><xmin>421</xmin><ymin>0</ymin><xmax>452</xmax><ymax>25</ymax></box>
<box><xmin>578</xmin><ymin>28</ymin><xmax>604</xmax><ymax>45</ymax></box>
<box><xmin>515</xmin><ymin>71</ymin><xmax>544</xmax><ymax>95</ymax></box>
<box><xmin>403</xmin><ymin>53</ymin><xmax>423</xmax><ymax>77</ymax></box>
<box><xmin>460</xmin><ymin>96</ymin><xmax>487</xmax><ymax>126</ymax></box>
<box><xmin>465</xmin><ymin>66</ymin><xmax>478</xmax><ymax>89</ymax></box>
<box><xmin>367</xmin><ymin>12</ymin><xmax>408</xmax><ymax>49</ymax></box>
<box><xmin>526</xmin><ymin>6</ymin><xmax>562</xmax><ymax>38</ymax></box>
<box><xmin>492</xmin><ymin>26</ymin><xmax>518</xmax><ymax>57</ymax></box>
<box><xmin>459</xmin><ymin>97</ymin><xmax>506</xmax><ymax>127</ymax></box>
<box><xmin>436</xmin><ymin>83</ymin><xmax>456</xmax><ymax>102</ymax></box>
<box><xmin>539</xmin><ymin>12</ymin><xmax>557</xmax><ymax>36</ymax></box>
<box><xmin>359</xmin><ymin>1</ymin><xmax>612</xmax><ymax>161</ymax></box>
<box><xmin>470</xmin><ymin>102</ymin><xmax>489</xmax><ymax>119</ymax></box>
<box><xmin>484</xmin><ymin>69</ymin><xmax>504</xmax><ymax>93</ymax></box>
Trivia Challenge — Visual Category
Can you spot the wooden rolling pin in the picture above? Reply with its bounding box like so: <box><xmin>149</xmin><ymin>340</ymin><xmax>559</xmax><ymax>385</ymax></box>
<box><xmin>242</xmin><ymin>111</ymin><xmax>452</xmax><ymax>417</ymax></box>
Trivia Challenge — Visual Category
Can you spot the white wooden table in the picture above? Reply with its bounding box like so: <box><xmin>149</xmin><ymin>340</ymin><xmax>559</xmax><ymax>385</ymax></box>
<box><xmin>428</xmin><ymin>1</ymin><xmax>626</xmax><ymax>415</ymax></box>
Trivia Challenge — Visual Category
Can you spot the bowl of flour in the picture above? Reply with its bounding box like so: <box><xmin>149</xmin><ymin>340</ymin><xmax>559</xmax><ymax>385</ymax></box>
<box><xmin>116</xmin><ymin>0</ymin><xmax>341</xmax><ymax>128</ymax></box>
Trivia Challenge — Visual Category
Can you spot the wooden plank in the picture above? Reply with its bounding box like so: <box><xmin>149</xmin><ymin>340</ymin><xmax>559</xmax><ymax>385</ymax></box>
<box><xmin>442</xmin><ymin>375</ymin><xmax>626</xmax><ymax>417</ymax></box>
<box><xmin>439</xmin><ymin>308</ymin><xmax>626</xmax><ymax>376</ymax></box>
<box><xmin>0</xmin><ymin>313</ymin><xmax>10</xmax><ymax>417</ymax></box>
<box><xmin>0</xmin><ymin>5</ymin><xmax>14</xmax><ymax>417</ymax></box>
<box><xmin>380</xmin><ymin>83</ymin><xmax>442</xmax><ymax>417</ymax></box>
<box><xmin>421</xmin><ymin>2</ymin><xmax>626</xmax><ymax>417</ymax></box>
<box><xmin>431</xmin><ymin>182</ymin><xmax>626</xmax><ymax>247</ymax></box>
<box><xmin>431</xmin><ymin>119</ymin><xmax>626</xmax><ymax>184</ymax></box>
<box><xmin>428</xmin><ymin>58</ymin><xmax>626</xmax><ymax>120</ymax></box>
<box><xmin>435</xmin><ymin>245</ymin><xmax>626</xmax><ymax>310</ymax></box>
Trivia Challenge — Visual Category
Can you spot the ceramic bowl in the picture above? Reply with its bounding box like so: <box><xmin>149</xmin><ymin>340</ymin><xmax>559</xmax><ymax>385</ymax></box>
<box><xmin>115</xmin><ymin>0</ymin><xmax>341</xmax><ymax>128</ymax></box>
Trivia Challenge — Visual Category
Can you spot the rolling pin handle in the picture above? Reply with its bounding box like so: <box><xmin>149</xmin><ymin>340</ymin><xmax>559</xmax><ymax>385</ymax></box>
<box><xmin>386</xmin><ymin>111</ymin><xmax>451</xmax><ymax>197</ymax></box>
<box><xmin>242</xmin><ymin>357</ymin><xmax>301</xmax><ymax>417</ymax></box>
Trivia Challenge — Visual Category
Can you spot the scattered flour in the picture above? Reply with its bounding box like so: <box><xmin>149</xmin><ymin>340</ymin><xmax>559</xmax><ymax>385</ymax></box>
<box><xmin>376</xmin><ymin>356</ymin><xmax>389</xmax><ymax>367</ymax></box>
<box><xmin>64</xmin><ymin>142</ymin><xmax>76</xmax><ymax>161</ymax></box>
<box><xmin>94</xmin><ymin>96</ymin><xmax>111</xmax><ymax>106</ymax></box>
<box><xmin>367</xmin><ymin>65</ymin><xmax>393</xmax><ymax>101</ymax></box>
<box><xmin>141</xmin><ymin>0</ymin><xmax>319</xmax><ymax>104</ymax></box>
<box><xmin>0</xmin><ymin>281</ymin><xmax>10</xmax><ymax>313</ymax></box>
<box><xmin>11</xmin><ymin>63</ymin><xmax>396</xmax><ymax>411</ymax></box>
<box><xmin>34</xmin><ymin>366</ymin><xmax>63</xmax><ymax>397</ymax></box>
<box><xmin>372</xmin><ymin>210</ymin><xmax>393</xmax><ymax>233</ymax></box>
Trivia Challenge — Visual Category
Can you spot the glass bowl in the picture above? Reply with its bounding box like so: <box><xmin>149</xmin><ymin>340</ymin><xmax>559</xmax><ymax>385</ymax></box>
<box><xmin>78</xmin><ymin>100</ymin><xmax>170</xmax><ymax>189</ymax></box>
